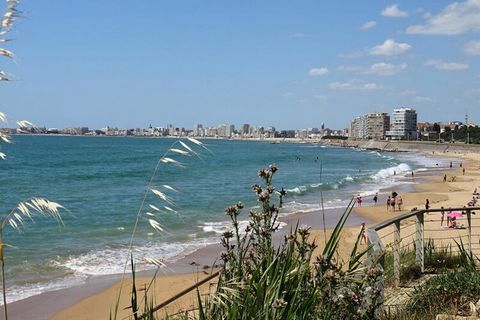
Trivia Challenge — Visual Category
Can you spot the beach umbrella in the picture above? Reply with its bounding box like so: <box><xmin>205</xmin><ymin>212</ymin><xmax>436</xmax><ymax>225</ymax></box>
<box><xmin>447</xmin><ymin>211</ymin><xmax>463</xmax><ymax>218</ymax></box>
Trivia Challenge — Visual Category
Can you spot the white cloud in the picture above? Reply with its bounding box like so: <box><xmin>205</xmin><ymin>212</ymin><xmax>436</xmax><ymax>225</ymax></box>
<box><xmin>361</xmin><ymin>21</ymin><xmax>377</xmax><ymax>30</ymax></box>
<box><xmin>329</xmin><ymin>79</ymin><xmax>383</xmax><ymax>92</ymax></box>
<box><xmin>414</xmin><ymin>96</ymin><xmax>434</xmax><ymax>102</ymax></box>
<box><xmin>367</xmin><ymin>62</ymin><xmax>407</xmax><ymax>75</ymax></box>
<box><xmin>370</xmin><ymin>39</ymin><xmax>411</xmax><ymax>56</ymax></box>
<box><xmin>308</xmin><ymin>67</ymin><xmax>329</xmax><ymax>77</ymax></box>
<box><xmin>425</xmin><ymin>59</ymin><xmax>469</xmax><ymax>70</ymax></box>
<box><xmin>406</xmin><ymin>0</ymin><xmax>480</xmax><ymax>35</ymax></box>
<box><xmin>381</xmin><ymin>4</ymin><xmax>408</xmax><ymax>18</ymax></box>
<box><xmin>339</xmin><ymin>62</ymin><xmax>407</xmax><ymax>76</ymax></box>
<box><xmin>464</xmin><ymin>40</ymin><xmax>480</xmax><ymax>55</ymax></box>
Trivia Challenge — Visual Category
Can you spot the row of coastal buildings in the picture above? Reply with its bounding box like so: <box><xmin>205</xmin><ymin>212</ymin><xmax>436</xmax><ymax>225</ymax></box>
<box><xmin>349</xmin><ymin>108</ymin><xmax>418</xmax><ymax>140</ymax></box>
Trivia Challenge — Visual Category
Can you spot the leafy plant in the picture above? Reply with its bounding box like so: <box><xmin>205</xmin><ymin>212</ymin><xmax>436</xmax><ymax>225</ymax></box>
<box><xmin>194</xmin><ymin>165</ymin><xmax>383</xmax><ymax>320</ymax></box>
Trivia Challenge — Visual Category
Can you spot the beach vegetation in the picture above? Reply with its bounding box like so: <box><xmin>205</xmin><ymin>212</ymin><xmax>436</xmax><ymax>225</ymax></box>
<box><xmin>112</xmin><ymin>137</ymin><xmax>209</xmax><ymax>320</ymax></box>
<box><xmin>188</xmin><ymin>165</ymin><xmax>384</xmax><ymax>319</ymax></box>
<box><xmin>382</xmin><ymin>240</ymin><xmax>480</xmax><ymax>320</ymax></box>
<box><xmin>0</xmin><ymin>114</ymin><xmax>67</xmax><ymax>320</ymax></box>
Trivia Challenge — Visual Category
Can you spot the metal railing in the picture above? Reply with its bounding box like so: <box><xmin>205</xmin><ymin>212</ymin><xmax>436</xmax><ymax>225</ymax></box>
<box><xmin>367</xmin><ymin>206</ymin><xmax>480</xmax><ymax>287</ymax></box>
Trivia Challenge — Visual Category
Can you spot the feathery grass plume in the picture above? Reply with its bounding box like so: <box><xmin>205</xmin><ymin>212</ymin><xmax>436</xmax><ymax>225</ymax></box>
<box><xmin>0</xmin><ymin>112</ymin><xmax>67</xmax><ymax>320</ymax></box>
<box><xmin>0</xmin><ymin>197</ymin><xmax>67</xmax><ymax>319</ymax></box>
<box><xmin>161</xmin><ymin>184</ymin><xmax>178</xmax><ymax>192</ymax></box>
<box><xmin>0</xmin><ymin>0</ymin><xmax>20</xmax><ymax>82</ymax></box>
<box><xmin>113</xmin><ymin>137</ymin><xmax>209</xmax><ymax>319</ymax></box>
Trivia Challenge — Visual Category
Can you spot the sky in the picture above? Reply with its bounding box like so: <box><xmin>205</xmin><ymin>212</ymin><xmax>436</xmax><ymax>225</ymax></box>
<box><xmin>0</xmin><ymin>0</ymin><xmax>479</xmax><ymax>130</ymax></box>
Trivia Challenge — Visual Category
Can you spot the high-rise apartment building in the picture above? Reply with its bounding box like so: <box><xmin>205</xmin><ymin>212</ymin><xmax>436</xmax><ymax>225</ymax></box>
<box><xmin>386</xmin><ymin>108</ymin><xmax>417</xmax><ymax>140</ymax></box>
<box><xmin>366</xmin><ymin>112</ymin><xmax>390</xmax><ymax>140</ymax></box>
<box><xmin>349</xmin><ymin>112</ymin><xmax>390</xmax><ymax>140</ymax></box>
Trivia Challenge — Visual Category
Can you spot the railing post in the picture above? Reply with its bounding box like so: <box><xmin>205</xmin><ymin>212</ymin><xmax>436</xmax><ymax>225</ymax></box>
<box><xmin>393</xmin><ymin>221</ymin><xmax>400</xmax><ymax>286</ymax></box>
<box><xmin>467</xmin><ymin>210</ymin><xmax>472</xmax><ymax>256</ymax></box>
<box><xmin>415</xmin><ymin>212</ymin><xmax>424</xmax><ymax>273</ymax></box>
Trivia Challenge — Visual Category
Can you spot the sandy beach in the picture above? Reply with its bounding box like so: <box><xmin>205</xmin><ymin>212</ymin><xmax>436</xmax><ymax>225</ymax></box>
<box><xmin>6</xmin><ymin>150</ymin><xmax>479</xmax><ymax>320</ymax></box>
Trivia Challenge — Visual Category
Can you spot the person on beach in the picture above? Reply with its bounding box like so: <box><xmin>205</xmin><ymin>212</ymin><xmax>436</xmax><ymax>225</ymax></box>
<box><xmin>411</xmin><ymin>171</ymin><xmax>414</xmax><ymax>178</ymax></box>
<box><xmin>397</xmin><ymin>196</ymin><xmax>403</xmax><ymax>211</ymax></box>
<box><xmin>391</xmin><ymin>197</ymin><xmax>396</xmax><ymax>212</ymax></box>
<box><xmin>463</xmin><ymin>167</ymin><xmax>466</xmax><ymax>175</ymax></box>
<box><xmin>387</xmin><ymin>196</ymin><xmax>391</xmax><ymax>211</ymax></box>
<box><xmin>440</xmin><ymin>206</ymin><xmax>445</xmax><ymax>226</ymax></box>
<box><xmin>443</xmin><ymin>174</ymin><xmax>447</xmax><ymax>182</ymax></box>
<box><xmin>425</xmin><ymin>199</ymin><xmax>430</xmax><ymax>211</ymax></box>
<box><xmin>450</xmin><ymin>161</ymin><xmax>453</xmax><ymax>168</ymax></box>
<box><xmin>373</xmin><ymin>193</ymin><xmax>378</xmax><ymax>205</ymax></box>
<box><xmin>356</xmin><ymin>196</ymin><xmax>362</xmax><ymax>206</ymax></box>
<box><xmin>448</xmin><ymin>217</ymin><xmax>457</xmax><ymax>228</ymax></box>
<box><xmin>360</xmin><ymin>222</ymin><xmax>367</xmax><ymax>244</ymax></box>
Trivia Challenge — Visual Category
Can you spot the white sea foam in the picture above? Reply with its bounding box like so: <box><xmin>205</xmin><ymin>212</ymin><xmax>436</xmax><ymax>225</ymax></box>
<box><xmin>286</xmin><ymin>186</ymin><xmax>308</xmax><ymax>195</ymax></box>
<box><xmin>58</xmin><ymin>238</ymin><xmax>216</xmax><ymax>276</ymax></box>
<box><xmin>200</xmin><ymin>219</ymin><xmax>286</xmax><ymax>235</ymax></box>
<box><xmin>4</xmin><ymin>274</ymin><xmax>88</xmax><ymax>305</ymax></box>
<box><xmin>371</xmin><ymin>163</ymin><xmax>411</xmax><ymax>181</ymax></box>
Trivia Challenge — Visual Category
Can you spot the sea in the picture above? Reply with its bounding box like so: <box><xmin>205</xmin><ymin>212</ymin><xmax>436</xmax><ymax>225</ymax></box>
<box><xmin>0</xmin><ymin>135</ymin><xmax>451</xmax><ymax>303</ymax></box>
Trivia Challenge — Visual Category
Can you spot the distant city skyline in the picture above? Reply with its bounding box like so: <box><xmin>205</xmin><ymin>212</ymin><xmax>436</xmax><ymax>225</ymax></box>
<box><xmin>0</xmin><ymin>1</ymin><xmax>479</xmax><ymax>129</ymax></box>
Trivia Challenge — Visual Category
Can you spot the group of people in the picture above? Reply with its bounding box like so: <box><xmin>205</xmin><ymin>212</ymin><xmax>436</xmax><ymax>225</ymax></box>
<box><xmin>439</xmin><ymin>207</ymin><xmax>457</xmax><ymax>228</ymax></box>
<box><xmin>386</xmin><ymin>192</ymin><xmax>403</xmax><ymax>211</ymax></box>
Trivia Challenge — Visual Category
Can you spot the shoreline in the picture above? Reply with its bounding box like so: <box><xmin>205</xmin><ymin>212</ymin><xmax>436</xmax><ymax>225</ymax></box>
<box><xmin>6</xmin><ymin>148</ymin><xmax>475</xmax><ymax>319</ymax></box>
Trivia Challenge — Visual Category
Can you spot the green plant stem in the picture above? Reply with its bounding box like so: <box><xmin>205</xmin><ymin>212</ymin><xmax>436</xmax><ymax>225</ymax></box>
<box><xmin>1</xmin><ymin>233</ymin><xmax>7</xmax><ymax>320</ymax></box>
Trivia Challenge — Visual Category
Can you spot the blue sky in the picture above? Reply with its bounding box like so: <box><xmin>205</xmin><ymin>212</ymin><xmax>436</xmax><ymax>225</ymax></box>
<box><xmin>0</xmin><ymin>1</ymin><xmax>479</xmax><ymax>129</ymax></box>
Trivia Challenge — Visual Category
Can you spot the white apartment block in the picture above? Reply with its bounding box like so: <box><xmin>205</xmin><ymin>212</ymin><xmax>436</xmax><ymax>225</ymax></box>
<box><xmin>386</xmin><ymin>108</ymin><xmax>417</xmax><ymax>140</ymax></box>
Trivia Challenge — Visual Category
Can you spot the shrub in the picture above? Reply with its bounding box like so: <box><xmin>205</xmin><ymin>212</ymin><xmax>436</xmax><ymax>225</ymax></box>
<box><xmin>196</xmin><ymin>165</ymin><xmax>384</xmax><ymax>320</ymax></box>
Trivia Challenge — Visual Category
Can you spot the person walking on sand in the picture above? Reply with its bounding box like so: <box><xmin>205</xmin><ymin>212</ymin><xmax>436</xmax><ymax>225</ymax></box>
<box><xmin>425</xmin><ymin>199</ymin><xmax>430</xmax><ymax>211</ymax></box>
<box><xmin>443</xmin><ymin>174</ymin><xmax>447</xmax><ymax>182</ymax></box>
<box><xmin>391</xmin><ymin>197</ymin><xmax>396</xmax><ymax>212</ymax></box>
<box><xmin>360</xmin><ymin>222</ymin><xmax>367</xmax><ymax>244</ymax></box>
<box><xmin>397</xmin><ymin>196</ymin><xmax>403</xmax><ymax>211</ymax></box>
<box><xmin>387</xmin><ymin>196</ymin><xmax>391</xmax><ymax>211</ymax></box>
<box><xmin>463</xmin><ymin>167</ymin><xmax>465</xmax><ymax>175</ymax></box>
<box><xmin>373</xmin><ymin>193</ymin><xmax>378</xmax><ymax>205</ymax></box>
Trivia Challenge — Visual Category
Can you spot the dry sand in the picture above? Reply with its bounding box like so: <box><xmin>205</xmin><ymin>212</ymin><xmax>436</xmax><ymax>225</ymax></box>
<box><xmin>20</xmin><ymin>151</ymin><xmax>480</xmax><ymax>319</ymax></box>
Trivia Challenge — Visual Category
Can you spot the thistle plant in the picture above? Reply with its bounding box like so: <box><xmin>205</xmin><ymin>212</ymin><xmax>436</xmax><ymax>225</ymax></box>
<box><xmin>196</xmin><ymin>165</ymin><xmax>383</xmax><ymax>320</ymax></box>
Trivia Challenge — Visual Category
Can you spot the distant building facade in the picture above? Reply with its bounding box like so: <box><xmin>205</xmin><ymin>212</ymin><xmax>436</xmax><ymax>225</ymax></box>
<box><xmin>386</xmin><ymin>108</ymin><xmax>417</xmax><ymax>140</ymax></box>
<box><xmin>366</xmin><ymin>112</ymin><xmax>390</xmax><ymax>140</ymax></box>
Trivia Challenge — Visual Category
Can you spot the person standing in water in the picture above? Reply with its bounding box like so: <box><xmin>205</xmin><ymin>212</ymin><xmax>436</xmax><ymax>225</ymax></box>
<box><xmin>373</xmin><ymin>193</ymin><xmax>378</xmax><ymax>205</ymax></box>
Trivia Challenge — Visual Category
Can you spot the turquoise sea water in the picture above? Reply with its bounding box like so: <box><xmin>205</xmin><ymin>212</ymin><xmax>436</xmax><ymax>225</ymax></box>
<box><xmin>0</xmin><ymin>136</ymin><xmax>447</xmax><ymax>302</ymax></box>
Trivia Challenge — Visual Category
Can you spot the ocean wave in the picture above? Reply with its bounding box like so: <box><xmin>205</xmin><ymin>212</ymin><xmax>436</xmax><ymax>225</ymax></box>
<box><xmin>57</xmin><ymin>238</ymin><xmax>217</xmax><ymax>276</ymax></box>
<box><xmin>200</xmin><ymin>220</ymin><xmax>286</xmax><ymax>235</ymax></box>
<box><xmin>371</xmin><ymin>163</ymin><xmax>411</xmax><ymax>181</ymax></box>
<box><xmin>286</xmin><ymin>175</ymin><xmax>363</xmax><ymax>196</ymax></box>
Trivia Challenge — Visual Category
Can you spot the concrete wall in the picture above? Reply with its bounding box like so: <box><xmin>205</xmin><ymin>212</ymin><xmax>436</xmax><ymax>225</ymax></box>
<box><xmin>321</xmin><ymin>139</ymin><xmax>480</xmax><ymax>153</ymax></box>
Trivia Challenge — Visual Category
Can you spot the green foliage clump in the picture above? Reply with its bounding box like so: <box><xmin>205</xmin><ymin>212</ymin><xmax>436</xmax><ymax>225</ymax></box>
<box><xmin>404</xmin><ymin>269</ymin><xmax>480</xmax><ymax>318</ymax></box>
<box><xmin>197</xmin><ymin>165</ymin><xmax>383</xmax><ymax>320</ymax></box>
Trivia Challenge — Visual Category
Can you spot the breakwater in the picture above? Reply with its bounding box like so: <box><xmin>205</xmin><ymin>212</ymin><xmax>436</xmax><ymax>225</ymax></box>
<box><xmin>320</xmin><ymin>139</ymin><xmax>480</xmax><ymax>153</ymax></box>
